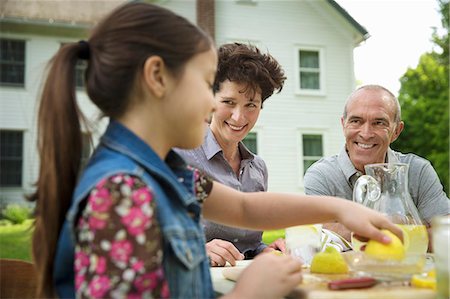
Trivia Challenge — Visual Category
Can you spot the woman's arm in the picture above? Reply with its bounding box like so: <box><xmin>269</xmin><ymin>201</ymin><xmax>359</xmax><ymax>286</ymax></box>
<box><xmin>203</xmin><ymin>182</ymin><xmax>402</xmax><ymax>244</ymax></box>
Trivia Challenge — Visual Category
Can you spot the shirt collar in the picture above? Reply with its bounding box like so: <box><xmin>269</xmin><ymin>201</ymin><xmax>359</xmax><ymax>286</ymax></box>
<box><xmin>339</xmin><ymin>146</ymin><xmax>398</xmax><ymax>187</ymax></box>
<box><xmin>203</xmin><ymin>127</ymin><xmax>255</xmax><ymax>162</ymax></box>
<box><xmin>337</xmin><ymin>146</ymin><xmax>360</xmax><ymax>184</ymax></box>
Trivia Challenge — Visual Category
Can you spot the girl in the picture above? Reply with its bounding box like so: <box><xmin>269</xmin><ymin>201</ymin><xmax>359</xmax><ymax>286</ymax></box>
<box><xmin>31</xmin><ymin>2</ymin><xmax>401</xmax><ymax>298</ymax></box>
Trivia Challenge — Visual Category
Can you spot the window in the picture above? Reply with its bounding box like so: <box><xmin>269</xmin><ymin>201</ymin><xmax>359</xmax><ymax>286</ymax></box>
<box><xmin>75</xmin><ymin>60</ymin><xmax>87</xmax><ymax>88</ymax></box>
<box><xmin>302</xmin><ymin>134</ymin><xmax>322</xmax><ymax>174</ymax></box>
<box><xmin>61</xmin><ymin>43</ymin><xmax>86</xmax><ymax>88</ymax></box>
<box><xmin>0</xmin><ymin>130</ymin><xmax>24</xmax><ymax>187</ymax></box>
<box><xmin>242</xmin><ymin>132</ymin><xmax>257</xmax><ymax>154</ymax></box>
<box><xmin>295</xmin><ymin>47</ymin><xmax>324</xmax><ymax>94</ymax></box>
<box><xmin>0</xmin><ymin>39</ymin><xmax>25</xmax><ymax>86</ymax></box>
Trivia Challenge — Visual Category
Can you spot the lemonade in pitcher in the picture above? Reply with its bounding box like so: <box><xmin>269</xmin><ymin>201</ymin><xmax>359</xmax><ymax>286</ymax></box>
<box><xmin>352</xmin><ymin>163</ymin><xmax>429</xmax><ymax>263</ymax></box>
<box><xmin>397</xmin><ymin>224</ymin><xmax>428</xmax><ymax>256</ymax></box>
<box><xmin>352</xmin><ymin>224</ymin><xmax>428</xmax><ymax>255</ymax></box>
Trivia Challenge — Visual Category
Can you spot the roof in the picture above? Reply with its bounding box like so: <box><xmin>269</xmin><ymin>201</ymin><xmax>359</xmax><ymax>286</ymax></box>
<box><xmin>327</xmin><ymin>0</ymin><xmax>370</xmax><ymax>42</ymax></box>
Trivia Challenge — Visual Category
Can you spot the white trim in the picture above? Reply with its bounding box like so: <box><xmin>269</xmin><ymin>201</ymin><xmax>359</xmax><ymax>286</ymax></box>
<box><xmin>293</xmin><ymin>45</ymin><xmax>326</xmax><ymax>96</ymax></box>
<box><xmin>296</xmin><ymin>128</ymin><xmax>328</xmax><ymax>188</ymax></box>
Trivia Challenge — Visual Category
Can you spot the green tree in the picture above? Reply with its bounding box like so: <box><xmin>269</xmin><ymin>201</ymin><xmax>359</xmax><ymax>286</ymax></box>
<box><xmin>392</xmin><ymin>0</ymin><xmax>449</xmax><ymax>195</ymax></box>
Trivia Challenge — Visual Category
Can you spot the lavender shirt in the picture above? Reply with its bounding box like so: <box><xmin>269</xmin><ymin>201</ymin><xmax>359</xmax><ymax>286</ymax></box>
<box><xmin>175</xmin><ymin>127</ymin><xmax>268</xmax><ymax>257</ymax></box>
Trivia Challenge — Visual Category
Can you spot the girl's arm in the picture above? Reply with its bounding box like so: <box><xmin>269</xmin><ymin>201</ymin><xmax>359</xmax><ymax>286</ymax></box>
<box><xmin>203</xmin><ymin>182</ymin><xmax>402</xmax><ymax>244</ymax></box>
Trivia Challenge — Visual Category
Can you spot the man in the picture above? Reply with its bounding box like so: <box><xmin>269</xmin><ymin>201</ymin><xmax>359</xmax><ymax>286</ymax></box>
<box><xmin>304</xmin><ymin>85</ymin><xmax>450</xmax><ymax>247</ymax></box>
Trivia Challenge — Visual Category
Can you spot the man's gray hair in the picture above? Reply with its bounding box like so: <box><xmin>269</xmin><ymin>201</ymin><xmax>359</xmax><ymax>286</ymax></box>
<box><xmin>343</xmin><ymin>85</ymin><xmax>402</xmax><ymax>123</ymax></box>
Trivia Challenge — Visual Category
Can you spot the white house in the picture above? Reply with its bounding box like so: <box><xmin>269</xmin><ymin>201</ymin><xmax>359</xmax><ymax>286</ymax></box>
<box><xmin>0</xmin><ymin>0</ymin><xmax>368</xmax><ymax>207</ymax></box>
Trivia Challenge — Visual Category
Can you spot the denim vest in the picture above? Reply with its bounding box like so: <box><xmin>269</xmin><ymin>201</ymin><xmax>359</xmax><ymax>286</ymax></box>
<box><xmin>53</xmin><ymin>120</ymin><xmax>214</xmax><ymax>298</ymax></box>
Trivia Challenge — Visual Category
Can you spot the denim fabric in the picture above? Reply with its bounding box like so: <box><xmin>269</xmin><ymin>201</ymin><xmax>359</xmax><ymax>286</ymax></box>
<box><xmin>54</xmin><ymin>120</ymin><xmax>213</xmax><ymax>298</ymax></box>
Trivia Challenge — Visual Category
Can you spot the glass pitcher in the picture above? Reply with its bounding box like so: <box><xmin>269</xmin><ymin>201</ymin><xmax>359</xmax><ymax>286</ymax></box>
<box><xmin>352</xmin><ymin>163</ymin><xmax>428</xmax><ymax>257</ymax></box>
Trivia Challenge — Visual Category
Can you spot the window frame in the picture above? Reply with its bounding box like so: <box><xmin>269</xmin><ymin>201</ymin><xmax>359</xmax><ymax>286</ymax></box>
<box><xmin>242</xmin><ymin>131</ymin><xmax>258</xmax><ymax>155</ymax></box>
<box><xmin>0</xmin><ymin>38</ymin><xmax>26</xmax><ymax>87</ymax></box>
<box><xmin>301</xmin><ymin>134</ymin><xmax>323</xmax><ymax>175</ymax></box>
<box><xmin>294</xmin><ymin>46</ymin><xmax>326</xmax><ymax>96</ymax></box>
<box><xmin>0</xmin><ymin>130</ymin><xmax>24</xmax><ymax>188</ymax></box>
<box><xmin>297</xmin><ymin>129</ymin><xmax>327</xmax><ymax>187</ymax></box>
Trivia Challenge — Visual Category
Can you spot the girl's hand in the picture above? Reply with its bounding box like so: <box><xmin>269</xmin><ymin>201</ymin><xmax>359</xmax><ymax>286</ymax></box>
<box><xmin>227</xmin><ymin>252</ymin><xmax>302</xmax><ymax>299</ymax></box>
<box><xmin>337</xmin><ymin>201</ymin><xmax>403</xmax><ymax>244</ymax></box>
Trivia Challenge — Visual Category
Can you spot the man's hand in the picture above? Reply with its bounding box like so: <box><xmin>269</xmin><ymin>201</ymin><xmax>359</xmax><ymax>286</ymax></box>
<box><xmin>206</xmin><ymin>239</ymin><xmax>244</xmax><ymax>267</ymax></box>
<box><xmin>263</xmin><ymin>238</ymin><xmax>286</xmax><ymax>253</ymax></box>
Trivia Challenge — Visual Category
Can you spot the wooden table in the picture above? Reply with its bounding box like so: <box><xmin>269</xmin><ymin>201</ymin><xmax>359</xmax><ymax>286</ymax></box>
<box><xmin>210</xmin><ymin>260</ymin><xmax>436</xmax><ymax>299</ymax></box>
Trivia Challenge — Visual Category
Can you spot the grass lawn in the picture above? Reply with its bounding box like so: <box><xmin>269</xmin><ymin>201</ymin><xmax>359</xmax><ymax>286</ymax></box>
<box><xmin>0</xmin><ymin>219</ymin><xmax>33</xmax><ymax>261</ymax></box>
<box><xmin>262</xmin><ymin>229</ymin><xmax>285</xmax><ymax>244</ymax></box>
<box><xmin>0</xmin><ymin>220</ymin><xmax>282</xmax><ymax>261</ymax></box>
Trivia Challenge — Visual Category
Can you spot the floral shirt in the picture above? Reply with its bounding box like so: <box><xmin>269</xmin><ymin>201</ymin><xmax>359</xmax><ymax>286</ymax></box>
<box><xmin>74</xmin><ymin>170</ymin><xmax>212</xmax><ymax>298</ymax></box>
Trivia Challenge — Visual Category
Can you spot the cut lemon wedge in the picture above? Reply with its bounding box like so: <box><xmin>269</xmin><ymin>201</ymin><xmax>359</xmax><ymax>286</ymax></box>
<box><xmin>411</xmin><ymin>273</ymin><xmax>436</xmax><ymax>289</ymax></box>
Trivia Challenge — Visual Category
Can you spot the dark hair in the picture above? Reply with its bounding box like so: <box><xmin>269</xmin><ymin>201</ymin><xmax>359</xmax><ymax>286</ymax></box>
<box><xmin>29</xmin><ymin>2</ymin><xmax>212</xmax><ymax>297</ymax></box>
<box><xmin>213</xmin><ymin>43</ymin><xmax>286</xmax><ymax>107</ymax></box>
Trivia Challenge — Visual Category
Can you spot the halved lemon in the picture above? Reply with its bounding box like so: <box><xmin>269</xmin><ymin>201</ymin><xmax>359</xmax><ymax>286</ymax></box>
<box><xmin>411</xmin><ymin>272</ymin><xmax>436</xmax><ymax>289</ymax></box>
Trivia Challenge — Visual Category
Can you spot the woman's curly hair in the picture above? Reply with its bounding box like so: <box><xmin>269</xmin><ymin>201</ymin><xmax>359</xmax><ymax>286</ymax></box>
<box><xmin>213</xmin><ymin>43</ymin><xmax>286</xmax><ymax>107</ymax></box>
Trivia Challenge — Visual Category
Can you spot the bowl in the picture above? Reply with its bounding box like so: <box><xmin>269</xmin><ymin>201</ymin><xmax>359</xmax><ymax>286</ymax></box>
<box><xmin>341</xmin><ymin>251</ymin><xmax>427</xmax><ymax>281</ymax></box>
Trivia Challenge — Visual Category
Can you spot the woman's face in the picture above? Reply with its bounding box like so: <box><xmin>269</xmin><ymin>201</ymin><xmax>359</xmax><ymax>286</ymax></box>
<box><xmin>210</xmin><ymin>80</ymin><xmax>262</xmax><ymax>146</ymax></box>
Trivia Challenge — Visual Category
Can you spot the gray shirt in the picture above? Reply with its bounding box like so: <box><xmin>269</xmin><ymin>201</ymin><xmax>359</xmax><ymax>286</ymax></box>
<box><xmin>175</xmin><ymin>128</ymin><xmax>268</xmax><ymax>257</ymax></box>
<box><xmin>304</xmin><ymin>147</ymin><xmax>450</xmax><ymax>222</ymax></box>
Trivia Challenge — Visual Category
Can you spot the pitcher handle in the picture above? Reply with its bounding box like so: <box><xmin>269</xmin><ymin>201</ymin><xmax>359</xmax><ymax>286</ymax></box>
<box><xmin>353</xmin><ymin>175</ymin><xmax>381</xmax><ymax>205</ymax></box>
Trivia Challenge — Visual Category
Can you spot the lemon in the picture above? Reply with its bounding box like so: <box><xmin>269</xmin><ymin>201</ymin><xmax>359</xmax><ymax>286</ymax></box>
<box><xmin>426</xmin><ymin>269</ymin><xmax>436</xmax><ymax>278</ymax></box>
<box><xmin>411</xmin><ymin>272</ymin><xmax>436</xmax><ymax>289</ymax></box>
<box><xmin>310</xmin><ymin>246</ymin><xmax>349</xmax><ymax>274</ymax></box>
<box><xmin>365</xmin><ymin>229</ymin><xmax>405</xmax><ymax>261</ymax></box>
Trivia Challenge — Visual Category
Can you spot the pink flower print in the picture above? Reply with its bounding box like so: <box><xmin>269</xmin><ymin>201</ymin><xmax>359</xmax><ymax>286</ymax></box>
<box><xmin>75</xmin><ymin>274</ymin><xmax>85</xmax><ymax>291</ymax></box>
<box><xmin>88</xmin><ymin>275</ymin><xmax>111</xmax><ymax>298</ymax></box>
<box><xmin>127</xmin><ymin>294</ymin><xmax>141</xmax><ymax>299</ymax></box>
<box><xmin>89</xmin><ymin>188</ymin><xmax>112</xmax><ymax>213</ymax></box>
<box><xmin>124</xmin><ymin>175</ymin><xmax>135</xmax><ymax>187</ymax></box>
<box><xmin>88</xmin><ymin>215</ymin><xmax>107</xmax><ymax>230</ymax></box>
<box><xmin>96</xmin><ymin>178</ymin><xmax>107</xmax><ymax>190</ymax></box>
<box><xmin>132</xmin><ymin>188</ymin><xmax>152</xmax><ymax>206</ymax></box>
<box><xmin>109</xmin><ymin>240</ymin><xmax>133</xmax><ymax>263</ymax></box>
<box><xmin>134</xmin><ymin>272</ymin><xmax>159</xmax><ymax>292</ymax></box>
<box><xmin>121</xmin><ymin>207</ymin><xmax>150</xmax><ymax>236</ymax></box>
<box><xmin>96</xmin><ymin>256</ymin><xmax>107</xmax><ymax>275</ymax></box>
<box><xmin>75</xmin><ymin>251</ymin><xmax>90</xmax><ymax>272</ymax></box>
<box><xmin>161</xmin><ymin>280</ymin><xmax>170</xmax><ymax>298</ymax></box>
<box><xmin>131</xmin><ymin>259</ymin><xmax>144</xmax><ymax>272</ymax></box>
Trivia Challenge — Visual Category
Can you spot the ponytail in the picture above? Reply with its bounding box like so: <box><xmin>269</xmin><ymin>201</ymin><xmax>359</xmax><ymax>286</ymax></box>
<box><xmin>30</xmin><ymin>41</ymin><xmax>88</xmax><ymax>297</ymax></box>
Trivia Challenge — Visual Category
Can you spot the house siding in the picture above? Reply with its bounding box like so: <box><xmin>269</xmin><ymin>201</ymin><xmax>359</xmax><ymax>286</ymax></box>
<box><xmin>0</xmin><ymin>0</ymin><xmax>363</xmax><ymax>206</ymax></box>
<box><xmin>215</xmin><ymin>0</ymin><xmax>356</xmax><ymax>192</ymax></box>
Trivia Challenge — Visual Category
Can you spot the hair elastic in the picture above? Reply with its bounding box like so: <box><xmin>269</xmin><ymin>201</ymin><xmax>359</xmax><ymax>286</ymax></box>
<box><xmin>77</xmin><ymin>40</ymin><xmax>90</xmax><ymax>60</ymax></box>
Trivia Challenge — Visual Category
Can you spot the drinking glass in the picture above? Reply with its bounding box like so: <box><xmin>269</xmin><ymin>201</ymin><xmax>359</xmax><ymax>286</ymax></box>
<box><xmin>432</xmin><ymin>216</ymin><xmax>450</xmax><ymax>299</ymax></box>
<box><xmin>285</xmin><ymin>224</ymin><xmax>322</xmax><ymax>266</ymax></box>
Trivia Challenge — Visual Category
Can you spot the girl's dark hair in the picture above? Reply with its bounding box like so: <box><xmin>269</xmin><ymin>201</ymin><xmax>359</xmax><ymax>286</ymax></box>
<box><xmin>213</xmin><ymin>43</ymin><xmax>286</xmax><ymax>107</ymax></box>
<box><xmin>29</xmin><ymin>2</ymin><xmax>212</xmax><ymax>297</ymax></box>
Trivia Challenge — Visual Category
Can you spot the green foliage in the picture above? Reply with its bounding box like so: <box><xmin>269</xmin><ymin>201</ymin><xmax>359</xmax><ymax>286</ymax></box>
<box><xmin>1</xmin><ymin>204</ymin><xmax>32</xmax><ymax>224</ymax></box>
<box><xmin>392</xmin><ymin>0</ymin><xmax>449</xmax><ymax>195</ymax></box>
<box><xmin>0</xmin><ymin>219</ymin><xmax>33</xmax><ymax>261</ymax></box>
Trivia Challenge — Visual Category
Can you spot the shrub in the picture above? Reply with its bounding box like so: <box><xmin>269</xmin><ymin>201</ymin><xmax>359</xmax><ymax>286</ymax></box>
<box><xmin>2</xmin><ymin>204</ymin><xmax>32</xmax><ymax>224</ymax></box>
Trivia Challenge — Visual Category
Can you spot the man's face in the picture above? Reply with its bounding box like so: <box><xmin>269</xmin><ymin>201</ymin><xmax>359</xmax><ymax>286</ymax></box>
<box><xmin>341</xmin><ymin>88</ymin><xmax>404</xmax><ymax>173</ymax></box>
